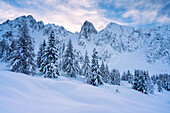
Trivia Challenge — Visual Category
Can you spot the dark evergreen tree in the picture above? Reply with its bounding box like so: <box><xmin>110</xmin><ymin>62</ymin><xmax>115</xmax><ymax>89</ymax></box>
<box><xmin>151</xmin><ymin>75</ymin><xmax>157</xmax><ymax>85</ymax></box>
<box><xmin>121</xmin><ymin>72</ymin><xmax>126</xmax><ymax>81</ymax></box>
<box><xmin>127</xmin><ymin>70</ymin><xmax>133</xmax><ymax>83</ymax></box>
<box><xmin>37</xmin><ymin>40</ymin><xmax>46</xmax><ymax>69</ymax></box>
<box><xmin>115</xmin><ymin>69</ymin><xmax>121</xmax><ymax>85</ymax></box>
<box><xmin>41</xmin><ymin>31</ymin><xmax>59</xmax><ymax>78</ymax></box>
<box><xmin>8</xmin><ymin>39</ymin><xmax>17</xmax><ymax>61</ymax></box>
<box><xmin>133</xmin><ymin>70</ymin><xmax>140</xmax><ymax>90</ymax></box>
<box><xmin>143</xmin><ymin>71</ymin><xmax>153</xmax><ymax>94</ymax></box>
<box><xmin>137</xmin><ymin>71</ymin><xmax>145</xmax><ymax>93</ymax></box>
<box><xmin>87</xmin><ymin>48</ymin><xmax>103</xmax><ymax>86</ymax></box>
<box><xmin>163</xmin><ymin>74</ymin><xmax>170</xmax><ymax>91</ymax></box>
<box><xmin>0</xmin><ymin>38</ymin><xmax>10</xmax><ymax>62</ymax></box>
<box><xmin>109</xmin><ymin>69</ymin><xmax>120</xmax><ymax>85</ymax></box>
<box><xmin>58</xmin><ymin>42</ymin><xmax>65</xmax><ymax>71</ymax></box>
<box><xmin>105</xmin><ymin>64</ymin><xmax>110</xmax><ymax>83</ymax></box>
<box><xmin>9</xmin><ymin>22</ymin><xmax>36</xmax><ymax>75</ymax></box>
<box><xmin>73</xmin><ymin>49</ymin><xmax>81</xmax><ymax>75</ymax></box>
<box><xmin>157</xmin><ymin>79</ymin><xmax>163</xmax><ymax>92</ymax></box>
<box><xmin>9</xmin><ymin>40</ymin><xmax>17</xmax><ymax>53</ymax></box>
<box><xmin>133</xmin><ymin>70</ymin><xmax>153</xmax><ymax>94</ymax></box>
<box><xmin>74</xmin><ymin>55</ymin><xmax>80</xmax><ymax>75</ymax></box>
<box><xmin>62</xmin><ymin>39</ymin><xmax>77</xmax><ymax>78</ymax></box>
<box><xmin>100</xmin><ymin>61</ymin><xmax>107</xmax><ymax>83</ymax></box>
<box><xmin>82</xmin><ymin>51</ymin><xmax>90</xmax><ymax>77</ymax></box>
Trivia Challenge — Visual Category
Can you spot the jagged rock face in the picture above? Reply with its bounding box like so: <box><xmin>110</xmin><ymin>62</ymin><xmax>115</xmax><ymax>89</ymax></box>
<box><xmin>145</xmin><ymin>25</ymin><xmax>170</xmax><ymax>64</ymax></box>
<box><xmin>79</xmin><ymin>21</ymin><xmax>97</xmax><ymax>41</ymax></box>
<box><xmin>97</xmin><ymin>22</ymin><xmax>143</xmax><ymax>52</ymax></box>
<box><xmin>0</xmin><ymin>15</ymin><xmax>72</xmax><ymax>41</ymax></box>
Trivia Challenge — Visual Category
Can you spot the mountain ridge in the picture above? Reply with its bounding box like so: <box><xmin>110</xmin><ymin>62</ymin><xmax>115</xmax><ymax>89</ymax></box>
<box><xmin>0</xmin><ymin>15</ymin><xmax>169</xmax><ymax>74</ymax></box>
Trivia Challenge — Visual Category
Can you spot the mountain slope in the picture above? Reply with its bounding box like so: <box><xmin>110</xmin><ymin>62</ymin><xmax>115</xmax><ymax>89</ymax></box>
<box><xmin>0</xmin><ymin>63</ymin><xmax>170</xmax><ymax>113</ymax></box>
<box><xmin>0</xmin><ymin>15</ymin><xmax>169</xmax><ymax>75</ymax></box>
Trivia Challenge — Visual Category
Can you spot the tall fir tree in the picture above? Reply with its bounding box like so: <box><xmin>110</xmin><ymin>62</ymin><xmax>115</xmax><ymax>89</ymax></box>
<box><xmin>87</xmin><ymin>48</ymin><xmax>103</xmax><ymax>86</ymax></box>
<box><xmin>137</xmin><ymin>71</ymin><xmax>146</xmax><ymax>93</ymax></box>
<box><xmin>74</xmin><ymin>55</ymin><xmax>80</xmax><ymax>75</ymax></box>
<box><xmin>115</xmin><ymin>69</ymin><xmax>121</xmax><ymax>85</ymax></box>
<box><xmin>151</xmin><ymin>75</ymin><xmax>157</xmax><ymax>85</ymax></box>
<box><xmin>73</xmin><ymin>49</ymin><xmax>81</xmax><ymax>75</ymax></box>
<box><xmin>9</xmin><ymin>40</ymin><xmax>17</xmax><ymax>53</ymax></box>
<box><xmin>8</xmin><ymin>39</ymin><xmax>17</xmax><ymax>61</ymax></box>
<box><xmin>127</xmin><ymin>70</ymin><xmax>133</xmax><ymax>83</ymax></box>
<box><xmin>82</xmin><ymin>51</ymin><xmax>90</xmax><ymax>77</ymax></box>
<box><xmin>133</xmin><ymin>70</ymin><xmax>152</xmax><ymax>94</ymax></box>
<box><xmin>41</xmin><ymin>31</ymin><xmax>59</xmax><ymax>78</ymax></box>
<box><xmin>0</xmin><ymin>38</ymin><xmax>10</xmax><ymax>62</ymax></box>
<box><xmin>62</xmin><ymin>39</ymin><xmax>77</xmax><ymax>78</ymax></box>
<box><xmin>133</xmin><ymin>70</ymin><xmax>140</xmax><ymax>90</ymax></box>
<box><xmin>121</xmin><ymin>72</ymin><xmax>126</xmax><ymax>81</ymax></box>
<box><xmin>9</xmin><ymin>21</ymin><xmax>36</xmax><ymax>75</ymax></box>
<box><xmin>164</xmin><ymin>74</ymin><xmax>170</xmax><ymax>91</ymax></box>
<box><xmin>105</xmin><ymin>64</ymin><xmax>110</xmax><ymax>83</ymax></box>
<box><xmin>100</xmin><ymin>61</ymin><xmax>107</xmax><ymax>83</ymax></box>
<box><xmin>157</xmin><ymin>79</ymin><xmax>163</xmax><ymax>92</ymax></box>
<box><xmin>37</xmin><ymin>40</ymin><xmax>46</xmax><ymax>69</ymax></box>
<box><xmin>108</xmin><ymin>69</ymin><xmax>120</xmax><ymax>85</ymax></box>
<box><xmin>58</xmin><ymin>42</ymin><xmax>65</xmax><ymax>71</ymax></box>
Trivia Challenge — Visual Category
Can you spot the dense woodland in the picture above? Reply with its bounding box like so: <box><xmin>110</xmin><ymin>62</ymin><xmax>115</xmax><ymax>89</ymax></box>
<box><xmin>0</xmin><ymin>21</ymin><xmax>170</xmax><ymax>94</ymax></box>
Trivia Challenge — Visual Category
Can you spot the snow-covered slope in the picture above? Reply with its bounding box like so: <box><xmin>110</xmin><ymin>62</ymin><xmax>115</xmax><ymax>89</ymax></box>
<box><xmin>0</xmin><ymin>15</ymin><xmax>170</xmax><ymax>75</ymax></box>
<box><xmin>0</xmin><ymin>63</ymin><xmax>170</xmax><ymax>113</ymax></box>
<box><xmin>97</xmin><ymin>22</ymin><xmax>143</xmax><ymax>52</ymax></box>
<box><xmin>143</xmin><ymin>25</ymin><xmax>170</xmax><ymax>64</ymax></box>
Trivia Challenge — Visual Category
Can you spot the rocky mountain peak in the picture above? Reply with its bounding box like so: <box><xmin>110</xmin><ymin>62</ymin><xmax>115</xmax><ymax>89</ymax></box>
<box><xmin>80</xmin><ymin>21</ymin><xmax>97</xmax><ymax>34</ymax></box>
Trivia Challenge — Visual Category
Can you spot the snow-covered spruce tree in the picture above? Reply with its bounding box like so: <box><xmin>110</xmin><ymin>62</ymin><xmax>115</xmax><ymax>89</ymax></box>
<box><xmin>73</xmin><ymin>49</ymin><xmax>81</xmax><ymax>75</ymax></box>
<box><xmin>0</xmin><ymin>38</ymin><xmax>10</xmax><ymax>62</ymax></box>
<box><xmin>8</xmin><ymin>39</ymin><xmax>18</xmax><ymax>62</ymax></box>
<box><xmin>82</xmin><ymin>51</ymin><xmax>90</xmax><ymax>77</ymax></box>
<box><xmin>151</xmin><ymin>75</ymin><xmax>157</xmax><ymax>85</ymax></box>
<box><xmin>133</xmin><ymin>69</ymin><xmax>140</xmax><ymax>90</ymax></box>
<box><xmin>100</xmin><ymin>61</ymin><xmax>107</xmax><ymax>83</ymax></box>
<box><xmin>105</xmin><ymin>64</ymin><xmax>110</xmax><ymax>83</ymax></box>
<box><xmin>143</xmin><ymin>71</ymin><xmax>154</xmax><ymax>94</ymax></box>
<box><xmin>133</xmin><ymin>70</ymin><xmax>153</xmax><ymax>94</ymax></box>
<box><xmin>37</xmin><ymin>40</ymin><xmax>46</xmax><ymax>69</ymax></box>
<box><xmin>62</xmin><ymin>39</ymin><xmax>77</xmax><ymax>78</ymax></box>
<box><xmin>115</xmin><ymin>69</ymin><xmax>121</xmax><ymax>85</ymax></box>
<box><xmin>157</xmin><ymin>74</ymin><xmax>170</xmax><ymax>91</ymax></box>
<box><xmin>74</xmin><ymin>54</ymin><xmax>80</xmax><ymax>76</ymax></box>
<box><xmin>58</xmin><ymin>42</ymin><xmax>65</xmax><ymax>71</ymax></box>
<box><xmin>9</xmin><ymin>21</ymin><xmax>36</xmax><ymax>75</ymax></box>
<box><xmin>157</xmin><ymin>79</ymin><xmax>163</xmax><ymax>92</ymax></box>
<box><xmin>9</xmin><ymin>39</ymin><xmax>17</xmax><ymax>56</ymax></box>
<box><xmin>41</xmin><ymin>31</ymin><xmax>59</xmax><ymax>78</ymax></box>
<box><xmin>137</xmin><ymin>71</ymin><xmax>146</xmax><ymax>93</ymax></box>
<box><xmin>163</xmin><ymin>74</ymin><xmax>170</xmax><ymax>91</ymax></box>
<box><xmin>87</xmin><ymin>48</ymin><xmax>103</xmax><ymax>86</ymax></box>
<box><xmin>121</xmin><ymin>72</ymin><xmax>126</xmax><ymax>81</ymax></box>
<box><xmin>108</xmin><ymin>69</ymin><xmax>120</xmax><ymax>85</ymax></box>
<box><xmin>127</xmin><ymin>70</ymin><xmax>133</xmax><ymax>83</ymax></box>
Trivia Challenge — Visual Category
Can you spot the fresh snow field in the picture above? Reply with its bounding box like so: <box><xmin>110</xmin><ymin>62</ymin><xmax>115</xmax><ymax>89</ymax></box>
<box><xmin>0</xmin><ymin>63</ymin><xmax>170</xmax><ymax>113</ymax></box>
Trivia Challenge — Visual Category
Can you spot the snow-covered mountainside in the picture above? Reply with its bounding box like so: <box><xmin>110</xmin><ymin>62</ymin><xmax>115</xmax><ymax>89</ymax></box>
<box><xmin>0</xmin><ymin>62</ymin><xmax>170</xmax><ymax>113</ymax></box>
<box><xmin>0</xmin><ymin>15</ymin><xmax>169</xmax><ymax>74</ymax></box>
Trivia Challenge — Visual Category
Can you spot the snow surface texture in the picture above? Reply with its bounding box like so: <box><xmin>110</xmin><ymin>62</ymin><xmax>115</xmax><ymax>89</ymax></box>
<box><xmin>0</xmin><ymin>62</ymin><xmax>170</xmax><ymax>113</ymax></box>
<box><xmin>0</xmin><ymin>15</ymin><xmax>170</xmax><ymax>75</ymax></box>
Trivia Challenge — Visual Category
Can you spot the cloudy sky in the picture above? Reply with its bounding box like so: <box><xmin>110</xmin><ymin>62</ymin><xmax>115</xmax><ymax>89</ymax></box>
<box><xmin>0</xmin><ymin>0</ymin><xmax>170</xmax><ymax>32</ymax></box>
